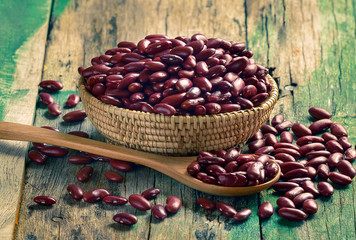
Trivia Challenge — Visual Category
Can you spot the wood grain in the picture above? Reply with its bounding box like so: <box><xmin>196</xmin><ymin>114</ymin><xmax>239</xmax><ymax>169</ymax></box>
<box><xmin>0</xmin><ymin>1</ymin><xmax>52</xmax><ymax>238</ymax></box>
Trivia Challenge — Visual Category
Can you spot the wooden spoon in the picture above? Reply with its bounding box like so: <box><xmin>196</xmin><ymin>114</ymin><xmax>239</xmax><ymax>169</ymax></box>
<box><xmin>0</xmin><ymin>122</ymin><xmax>280</xmax><ymax>196</ymax></box>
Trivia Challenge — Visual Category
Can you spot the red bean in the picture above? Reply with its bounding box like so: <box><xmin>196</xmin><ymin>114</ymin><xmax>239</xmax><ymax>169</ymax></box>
<box><xmin>236</xmin><ymin>154</ymin><xmax>255</xmax><ymax>164</ymax></box>
<box><xmin>34</xmin><ymin>196</ymin><xmax>56</xmax><ymax>206</ymax></box>
<box><xmin>261</xmin><ymin>124</ymin><xmax>278</xmax><ymax>135</ymax></box>
<box><xmin>197</xmin><ymin>197</ymin><xmax>215</xmax><ymax>210</ymax></box>
<box><xmin>28</xmin><ymin>150</ymin><xmax>47</xmax><ymax>164</ymax></box>
<box><xmin>141</xmin><ymin>187</ymin><xmax>161</xmax><ymax>200</ymax></box>
<box><xmin>265</xmin><ymin>162</ymin><xmax>279</xmax><ymax>178</ymax></box>
<box><xmin>301</xmin><ymin>180</ymin><xmax>319</xmax><ymax>196</ymax></box>
<box><xmin>110</xmin><ymin>160</ymin><xmax>132</xmax><ymax>172</ymax></box>
<box><xmin>247</xmin><ymin>162</ymin><xmax>264</xmax><ymax>180</ymax></box>
<box><xmin>165</xmin><ymin>196</ymin><xmax>182</xmax><ymax>213</ymax></box>
<box><xmin>264</xmin><ymin>133</ymin><xmax>278</xmax><ymax>146</ymax></box>
<box><xmin>39</xmin><ymin>92</ymin><xmax>54</xmax><ymax>105</ymax></box>
<box><xmin>65</xmin><ymin>94</ymin><xmax>80</xmax><ymax>107</ymax></box>
<box><xmin>77</xmin><ymin>166</ymin><xmax>93</xmax><ymax>183</ymax></box>
<box><xmin>308</xmin><ymin>107</ymin><xmax>332</xmax><ymax>119</ymax></box>
<box><xmin>67</xmin><ymin>155</ymin><xmax>92</xmax><ymax>164</ymax></box>
<box><xmin>275</xmin><ymin>153</ymin><xmax>296</xmax><ymax>162</ymax></box>
<box><xmin>251</xmin><ymin>130</ymin><xmax>263</xmax><ymax>141</ymax></box>
<box><xmin>317</xmin><ymin>164</ymin><xmax>330</xmax><ymax>179</ymax></box>
<box><xmin>255</xmin><ymin>146</ymin><xmax>274</xmax><ymax>155</ymax></box>
<box><xmin>206</xmin><ymin>164</ymin><xmax>226</xmax><ymax>177</ymax></box>
<box><xmin>67</xmin><ymin>184</ymin><xmax>84</xmax><ymax>201</ymax></box>
<box><xmin>292</xmin><ymin>123</ymin><xmax>312</xmax><ymax>137</ymax></box>
<box><xmin>275</xmin><ymin>121</ymin><xmax>293</xmax><ymax>133</ymax></box>
<box><xmin>278</xmin><ymin>208</ymin><xmax>307</xmax><ymax>221</ymax></box>
<box><xmin>277</xmin><ymin>197</ymin><xmax>295</xmax><ymax>208</ymax></box>
<box><xmin>280</xmin><ymin>131</ymin><xmax>294</xmax><ymax>143</ymax></box>
<box><xmin>309</xmin><ymin>119</ymin><xmax>333</xmax><ymax>134</ymax></box>
<box><xmin>287</xmin><ymin>177</ymin><xmax>312</xmax><ymax>185</ymax></box>
<box><xmin>293</xmin><ymin>192</ymin><xmax>314</xmax><ymax>207</ymax></box>
<box><xmin>67</xmin><ymin>131</ymin><xmax>89</xmax><ymax>138</ymax></box>
<box><xmin>279</xmin><ymin>162</ymin><xmax>305</xmax><ymax>174</ymax></box>
<box><xmin>218</xmin><ymin>172</ymin><xmax>247</xmax><ymax>187</ymax></box>
<box><xmin>274</xmin><ymin>148</ymin><xmax>301</xmax><ymax>159</ymax></box>
<box><xmin>39</xmin><ymin>80</ymin><xmax>64</xmax><ymax>91</ymax></box>
<box><xmin>330</xmin><ymin>123</ymin><xmax>348</xmax><ymax>138</ymax></box>
<box><xmin>317</xmin><ymin>182</ymin><xmax>334</xmax><ymax>197</ymax></box>
<box><xmin>329</xmin><ymin>172</ymin><xmax>352</xmax><ymax>185</ymax></box>
<box><xmin>285</xmin><ymin>187</ymin><xmax>305</xmax><ymax>199</ymax></box>
<box><xmin>105</xmin><ymin>171</ymin><xmax>123</xmax><ymax>182</ymax></box>
<box><xmin>62</xmin><ymin>110</ymin><xmax>87</xmax><ymax>122</ymax></box>
<box><xmin>302</xmin><ymin>199</ymin><xmax>318</xmax><ymax>214</ymax></box>
<box><xmin>273</xmin><ymin>182</ymin><xmax>300</xmax><ymax>192</ymax></box>
<box><xmin>41</xmin><ymin>146</ymin><xmax>68</xmax><ymax>157</ymax></box>
<box><xmin>47</xmin><ymin>103</ymin><xmax>62</xmax><ymax>116</ymax></box>
<box><xmin>271</xmin><ymin>114</ymin><xmax>284</xmax><ymax>127</ymax></box>
<box><xmin>306</xmin><ymin>166</ymin><xmax>317</xmax><ymax>179</ymax></box>
<box><xmin>103</xmin><ymin>196</ymin><xmax>128</xmax><ymax>206</ymax></box>
<box><xmin>325</xmin><ymin>140</ymin><xmax>343</xmax><ymax>153</ymax></box>
<box><xmin>284</xmin><ymin>168</ymin><xmax>309</xmax><ymax>179</ymax></box>
<box><xmin>306</xmin><ymin>156</ymin><xmax>328</xmax><ymax>168</ymax></box>
<box><xmin>226</xmin><ymin>57</ymin><xmax>249</xmax><ymax>73</ymax></box>
<box><xmin>187</xmin><ymin>161</ymin><xmax>201</xmax><ymax>176</ymax></box>
<box><xmin>32</xmin><ymin>142</ymin><xmax>46</xmax><ymax>151</ymax></box>
<box><xmin>129</xmin><ymin>194</ymin><xmax>151</xmax><ymax>211</ymax></box>
<box><xmin>152</xmin><ymin>204</ymin><xmax>168</xmax><ymax>220</ymax></box>
<box><xmin>336</xmin><ymin>160</ymin><xmax>356</xmax><ymax>178</ymax></box>
<box><xmin>216</xmin><ymin>202</ymin><xmax>237</xmax><ymax>218</ymax></box>
<box><xmin>338</xmin><ymin>137</ymin><xmax>352</xmax><ymax>150</ymax></box>
<box><xmin>322</xmin><ymin>132</ymin><xmax>338</xmax><ymax>142</ymax></box>
<box><xmin>225</xmin><ymin>161</ymin><xmax>239</xmax><ymax>173</ymax></box>
<box><xmin>153</xmin><ymin>103</ymin><xmax>176</xmax><ymax>116</ymax></box>
<box><xmin>113</xmin><ymin>213</ymin><xmax>137</xmax><ymax>225</ymax></box>
<box><xmin>328</xmin><ymin>152</ymin><xmax>343</xmax><ymax>168</ymax></box>
<box><xmin>248</xmin><ymin>139</ymin><xmax>265</xmax><ymax>152</ymax></box>
<box><xmin>258</xmin><ymin>202</ymin><xmax>274</xmax><ymax>218</ymax></box>
<box><xmin>273</xmin><ymin>143</ymin><xmax>300</xmax><ymax>152</ymax></box>
<box><xmin>296</xmin><ymin>136</ymin><xmax>324</xmax><ymax>146</ymax></box>
<box><xmin>345</xmin><ymin>148</ymin><xmax>356</xmax><ymax>161</ymax></box>
<box><xmin>233</xmin><ymin>209</ymin><xmax>252</xmax><ymax>222</ymax></box>
<box><xmin>305</xmin><ymin>150</ymin><xmax>330</xmax><ymax>160</ymax></box>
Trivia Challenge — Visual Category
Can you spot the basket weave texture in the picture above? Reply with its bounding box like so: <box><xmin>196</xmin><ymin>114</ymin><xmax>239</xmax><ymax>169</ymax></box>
<box><xmin>78</xmin><ymin>75</ymin><xmax>279</xmax><ymax>156</ymax></box>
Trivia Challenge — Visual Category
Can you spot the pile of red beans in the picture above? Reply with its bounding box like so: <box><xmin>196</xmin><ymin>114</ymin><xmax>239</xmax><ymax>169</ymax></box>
<box><xmin>78</xmin><ymin>33</ymin><xmax>271</xmax><ymax>116</ymax></box>
<box><xmin>188</xmin><ymin>106</ymin><xmax>355</xmax><ymax>222</ymax></box>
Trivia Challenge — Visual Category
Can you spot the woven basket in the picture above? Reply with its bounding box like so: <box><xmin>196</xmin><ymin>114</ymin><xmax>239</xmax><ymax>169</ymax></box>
<box><xmin>78</xmin><ymin>75</ymin><xmax>278</xmax><ymax>156</ymax></box>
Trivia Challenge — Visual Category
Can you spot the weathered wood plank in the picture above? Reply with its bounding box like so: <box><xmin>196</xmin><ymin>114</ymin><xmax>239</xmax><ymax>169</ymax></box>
<box><xmin>0</xmin><ymin>0</ymin><xmax>53</xmax><ymax>238</ymax></box>
<box><xmin>245</xmin><ymin>0</ymin><xmax>355</xmax><ymax>239</ymax></box>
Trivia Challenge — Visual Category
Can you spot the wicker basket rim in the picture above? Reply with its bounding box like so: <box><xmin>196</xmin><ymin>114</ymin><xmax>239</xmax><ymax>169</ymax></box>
<box><xmin>78</xmin><ymin>74</ymin><xmax>278</xmax><ymax>122</ymax></box>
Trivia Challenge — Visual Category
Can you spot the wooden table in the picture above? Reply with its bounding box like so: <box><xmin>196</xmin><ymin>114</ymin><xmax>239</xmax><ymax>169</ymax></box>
<box><xmin>0</xmin><ymin>0</ymin><xmax>355</xmax><ymax>239</ymax></box>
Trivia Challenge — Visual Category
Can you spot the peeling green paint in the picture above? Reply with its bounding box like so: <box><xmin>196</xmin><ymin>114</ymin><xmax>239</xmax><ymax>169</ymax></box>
<box><xmin>0</xmin><ymin>0</ymin><xmax>72</xmax><ymax>121</ymax></box>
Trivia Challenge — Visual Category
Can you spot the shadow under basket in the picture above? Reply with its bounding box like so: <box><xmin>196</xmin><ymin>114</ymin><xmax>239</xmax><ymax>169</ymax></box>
<box><xmin>78</xmin><ymin>75</ymin><xmax>279</xmax><ymax>156</ymax></box>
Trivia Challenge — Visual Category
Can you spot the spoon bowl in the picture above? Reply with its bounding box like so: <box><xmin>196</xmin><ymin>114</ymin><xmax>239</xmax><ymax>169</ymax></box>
<box><xmin>0</xmin><ymin>122</ymin><xmax>280</xmax><ymax>196</ymax></box>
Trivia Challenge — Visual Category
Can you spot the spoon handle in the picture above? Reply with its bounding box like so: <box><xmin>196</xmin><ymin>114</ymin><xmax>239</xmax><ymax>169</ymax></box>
<box><xmin>0</xmin><ymin>121</ymin><xmax>181</xmax><ymax>169</ymax></box>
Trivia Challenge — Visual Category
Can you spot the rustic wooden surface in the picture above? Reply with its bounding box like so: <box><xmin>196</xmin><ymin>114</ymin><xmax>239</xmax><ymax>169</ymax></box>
<box><xmin>0</xmin><ymin>0</ymin><xmax>354</xmax><ymax>239</ymax></box>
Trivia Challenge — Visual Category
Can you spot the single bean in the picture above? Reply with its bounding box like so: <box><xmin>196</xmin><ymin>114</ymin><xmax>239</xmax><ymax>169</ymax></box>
<box><xmin>41</xmin><ymin>146</ymin><xmax>68</xmax><ymax>157</ymax></box>
<box><xmin>218</xmin><ymin>172</ymin><xmax>247</xmax><ymax>187</ymax></box>
<box><xmin>330</xmin><ymin>123</ymin><xmax>348</xmax><ymax>138</ymax></box>
<box><xmin>301</xmin><ymin>180</ymin><xmax>319</xmax><ymax>196</ymax></box>
<box><xmin>275</xmin><ymin>153</ymin><xmax>296</xmax><ymax>163</ymax></box>
<box><xmin>110</xmin><ymin>160</ymin><xmax>132</xmax><ymax>172</ymax></box>
<box><xmin>255</xmin><ymin>146</ymin><xmax>274</xmax><ymax>155</ymax></box>
<box><xmin>264</xmin><ymin>133</ymin><xmax>278</xmax><ymax>146</ymax></box>
<box><xmin>287</xmin><ymin>177</ymin><xmax>312</xmax><ymax>185</ymax></box>
<box><xmin>277</xmin><ymin>197</ymin><xmax>295</xmax><ymax>208</ymax></box>
<box><xmin>187</xmin><ymin>161</ymin><xmax>201</xmax><ymax>176</ymax></box>
<box><xmin>149</xmin><ymin>71</ymin><xmax>169</xmax><ymax>83</ymax></box>
<box><xmin>198</xmin><ymin>156</ymin><xmax>225</xmax><ymax>165</ymax></box>
<box><xmin>280</xmin><ymin>131</ymin><xmax>294</xmax><ymax>143</ymax></box>
<box><xmin>39</xmin><ymin>80</ymin><xmax>64</xmax><ymax>91</ymax></box>
<box><xmin>285</xmin><ymin>187</ymin><xmax>305</xmax><ymax>199</ymax></box>
<box><xmin>280</xmin><ymin>162</ymin><xmax>305</xmax><ymax>174</ymax></box>
<box><xmin>66</xmin><ymin>94</ymin><xmax>80</xmax><ymax>107</ymax></box>
<box><xmin>103</xmin><ymin>196</ymin><xmax>128</xmax><ymax>206</ymax></box>
<box><xmin>233</xmin><ymin>209</ymin><xmax>252</xmax><ymax>222</ymax></box>
<box><xmin>39</xmin><ymin>92</ymin><xmax>54</xmax><ymax>105</ymax></box>
<box><xmin>67</xmin><ymin>155</ymin><xmax>92</xmax><ymax>164</ymax></box>
<box><xmin>306</xmin><ymin>156</ymin><xmax>328</xmax><ymax>168</ymax></box>
<box><xmin>153</xmin><ymin>103</ymin><xmax>177</xmax><ymax>116</ymax></box>
<box><xmin>129</xmin><ymin>194</ymin><xmax>151</xmax><ymax>211</ymax></box>
<box><xmin>105</xmin><ymin>171</ymin><xmax>123</xmax><ymax>182</ymax></box>
<box><xmin>261</xmin><ymin>124</ymin><xmax>278</xmax><ymax>135</ymax></box>
<box><xmin>336</xmin><ymin>160</ymin><xmax>356</xmax><ymax>178</ymax></box>
<box><xmin>225</xmin><ymin>161</ymin><xmax>239</xmax><ymax>173</ymax></box>
<box><xmin>257</xmin><ymin>155</ymin><xmax>272</xmax><ymax>166</ymax></box>
<box><xmin>28</xmin><ymin>150</ymin><xmax>47</xmax><ymax>165</ymax></box>
<box><xmin>141</xmin><ymin>188</ymin><xmax>161</xmax><ymax>200</ymax></box>
<box><xmin>274</xmin><ymin>148</ymin><xmax>301</xmax><ymax>159</ymax></box>
<box><xmin>216</xmin><ymin>202</ymin><xmax>237</xmax><ymax>218</ymax></box>
<box><xmin>83</xmin><ymin>188</ymin><xmax>110</xmax><ymax>203</ymax></box>
<box><xmin>316</xmin><ymin>164</ymin><xmax>330</xmax><ymax>179</ymax></box>
<box><xmin>302</xmin><ymin>199</ymin><xmax>318</xmax><ymax>214</ymax></box>
<box><xmin>296</xmin><ymin>136</ymin><xmax>324</xmax><ymax>146</ymax></box>
<box><xmin>273</xmin><ymin>143</ymin><xmax>300</xmax><ymax>151</ymax></box>
<box><xmin>322</xmin><ymin>132</ymin><xmax>338</xmax><ymax>142</ymax></box>
<box><xmin>34</xmin><ymin>196</ymin><xmax>56</xmax><ymax>206</ymax></box>
<box><xmin>236</xmin><ymin>154</ymin><xmax>255</xmax><ymax>164</ymax></box>
<box><xmin>32</xmin><ymin>142</ymin><xmax>46</xmax><ymax>151</ymax></box>
<box><xmin>329</xmin><ymin>172</ymin><xmax>352</xmax><ymax>185</ymax></box>
<box><xmin>292</xmin><ymin>123</ymin><xmax>312</xmax><ymax>137</ymax></box>
<box><xmin>63</xmin><ymin>110</ymin><xmax>87</xmax><ymax>122</ymax></box>
<box><xmin>47</xmin><ymin>103</ymin><xmax>62</xmax><ymax>116</ymax></box>
<box><xmin>248</xmin><ymin>139</ymin><xmax>265</xmax><ymax>152</ymax></box>
<box><xmin>251</xmin><ymin>130</ymin><xmax>263</xmax><ymax>141</ymax></box>
<box><xmin>113</xmin><ymin>213</ymin><xmax>138</xmax><ymax>225</ymax></box>
<box><xmin>197</xmin><ymin>197</ymin><xmax>215</xmax><ymax>210</ymax></box>
<box><xmin>231</xmin><ymin>78</ymin><xmax>245</xmax><ymax>97</ymax></box>
<box><xmin>338</xmin><ymin>137</ymin><xmax>352</xmax><ymax>150</ymax></box>
<box><xmin>271</xmin><ymin>114</ymin><xmax>284</xmax><ymax>127</ymax></box>
<box><xmin>77</xmin><ymin>166</ymin><xmax>93</xmax><ymax>183</ymax></box>
<box><xmin>309</xmin><ymin>119</ymin><xmax>333</xmax><ymax>134</ymax></box>
<box><xmin>283</xmin><ymin>168</ymin><xmax>309</xmax><ymax>179</ymax></box>
<box><xmin>308</xmin><ymin>107</ymin><xmax>331</xmax><ymax>119</ymax></box>
<box><xmin>226</xmin><ymin>57</ymin><xmax>249</xmax><ymax>73</ymax></box>
<box><xmin>325</xmin><ymin>140</ymin><xmax>343</xmax><ymax>153</ymax></box>
<box><xmin>152</xmin><ymin>204</ymin><xmax>168</xmax><ymax>220</ymax></box>
<box><xmin>317</xmin><ymin>182</ymin><xmax>334</xmax><ymax>197</ymax></box>
<box><xmin>273</xmin><ymin>182</ymin><xmax>300</xmax><ymax>192</ymax></box>
<box><xmin>250</xmin><ymin>93</ymin><xmax>269</xmax><ymax>106</ymax></box>
<box><xmin>202</xmin><ymin>175</ymin><xmax>219</xmax><ymax>185</ymax></box>
<box><xmin>328</xmin><ymin>152</ymin><xmax>343</xmax><ymax>168</ymax></box>
<box><xmin>258</xmin><ymin>202</ymin><xmax>274</xmax><ymax>218</ymax></box>
<box><xmin>306</xmin><ymin>166</ymin><xmax>317</xmax><ymax>179</ymax></box>
<box><xmin>265</xmin><ymin>162</ymin><xmax>279</xmax><ymax>178</ymax></box>
<box><xmin>67</xmin><ymin>131</ymin><xmax>89</xmax><ymax>138</ymax></box>
<box><xmin>278</xmin><ymin>208</ymin><xmax>308</xmax><ymax>221</ymax></box>
<box><xmin>293</xmin><ymin>192</ymin><xmax>314</xmax><ymax>207</ymax></box>
<box><xmin>345</xmin><ymin>148</ymin><xmax>356</xmax><ymax>161</ymax></box>
<box><xmin>165</xmin><ymin>196</ymin><xmax>182</xmax><ymax>213</ymax></box>
<box><xmin>305</xmin><ymin>150</ymin><xmax>330</xmax><ymax>160</ymax></box>
<box><xmin>67</xmin><ymin>184</ymin><xmax>84</xmax><ymax>201</ymax></box>
<box><xmin>247</xmin><ymin>162</ymin><xmax>264</xmax><ymax>180</ymax></box>
<box><xmin>206</xmin><ymin>164</ymin><xmax>226</xmax><ymax>177</ymax></box>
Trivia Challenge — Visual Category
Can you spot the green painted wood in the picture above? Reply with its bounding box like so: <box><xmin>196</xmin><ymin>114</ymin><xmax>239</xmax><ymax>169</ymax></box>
<box><xmin>244</xmin><ymin>0</ymin><xmax>355</xmax><ymax>239</ymax></box>
<box><xmin>0</xmin><ymin>0</ymin><xmax>53</xmax><ymax>238</ymax></box>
